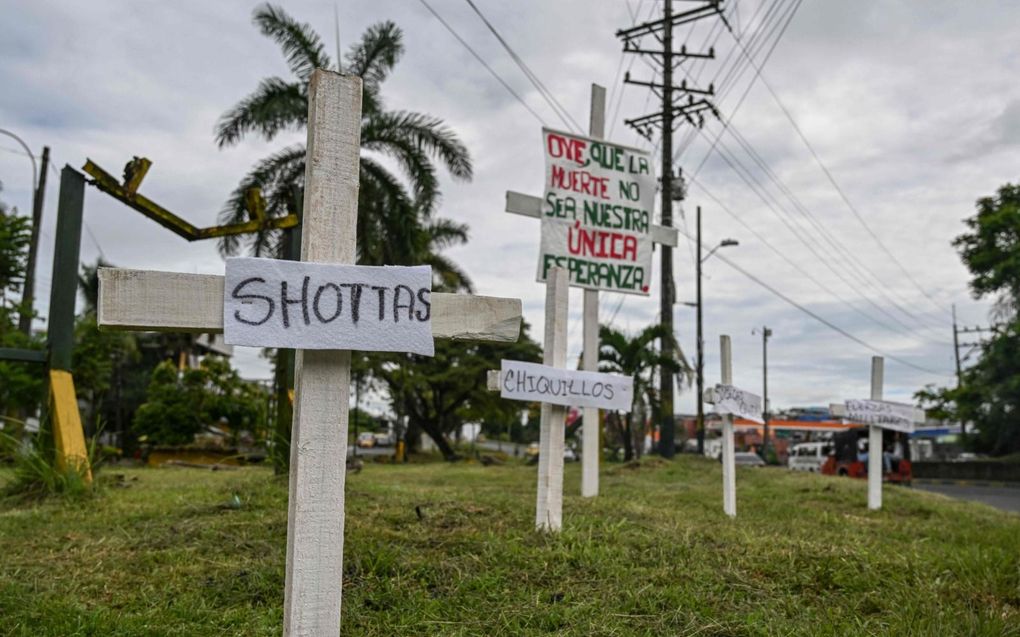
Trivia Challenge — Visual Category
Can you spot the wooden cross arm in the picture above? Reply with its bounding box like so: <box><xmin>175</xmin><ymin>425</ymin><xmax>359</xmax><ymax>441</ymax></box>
<box><xmin>505</xmin><ymin>191</ymin><xmax>679</xmax><ymax>247</ymax></box>
<box><xmin>97</xmin><ymin>268</ymin><xmax>522</xmax><ymax>343</ymax></box>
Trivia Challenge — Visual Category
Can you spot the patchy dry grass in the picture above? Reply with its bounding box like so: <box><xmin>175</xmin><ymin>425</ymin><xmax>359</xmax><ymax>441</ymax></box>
<box><xmin>1</xmin><ymin>456</ymin><xmax>1018</xmax><ymax>636</ymax></box>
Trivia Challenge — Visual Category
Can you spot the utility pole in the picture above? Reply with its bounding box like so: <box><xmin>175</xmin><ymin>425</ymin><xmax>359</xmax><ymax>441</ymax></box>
<box><xmin>617</xmin><ymin>0</ymin><xmax>722</xmax><ymax>459</ymax></box>
<box><xmin>695</xmin><ymin>206</ymin><xmax>705</xmax><ymax>454</ymax></box>
<box><xmin>759</xmin><ymin>325</ymin><xmax>772</xmax><ymax>462</ymax></box>
<box><xmin>19</xmin><ymin>146</ymin><xmax>49</xmax><ymax>335</ymax></box>
<box><xmin>952</xmin><ymin>309</ymin><xmax>991</xmax><ymax>443</ymax></box>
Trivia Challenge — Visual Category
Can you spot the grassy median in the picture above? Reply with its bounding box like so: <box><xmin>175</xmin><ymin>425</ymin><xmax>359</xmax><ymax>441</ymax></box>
<box><xmin>1</xmin><ymin>456</ymin><xmax>1018</xmax><ymax>636</ymax></box>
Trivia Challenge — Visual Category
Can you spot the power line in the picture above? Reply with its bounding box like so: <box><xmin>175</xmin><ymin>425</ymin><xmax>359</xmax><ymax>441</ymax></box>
<box><xmin>416</xmin><ymin>0</ymin><xmax>548</xmax><ymax>127</ymax></box>
<box><xmin>685</xmin><ymin>171</ymin><xmax>946</xmax><ymax>347</ymax></box>
<box><xmin>463</xmin><ymin>0</ymin><xmax>583</xmax><ymax>133</ymax></box>
<box><xmin>718</xmin><ymin>7</ymin><xmax>953</xmax><ymax>318</ymax></box>
<box><xmin>674</xmin><ymin>222</ymin><xmax>953</xmax><ymax>378</ymax></box>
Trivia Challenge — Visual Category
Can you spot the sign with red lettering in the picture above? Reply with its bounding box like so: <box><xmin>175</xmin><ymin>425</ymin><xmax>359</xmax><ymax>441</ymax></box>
<box><xmin>538</xmin><ymin>128</ymin><xmax>655</xmax><ymax>295</ymax></box>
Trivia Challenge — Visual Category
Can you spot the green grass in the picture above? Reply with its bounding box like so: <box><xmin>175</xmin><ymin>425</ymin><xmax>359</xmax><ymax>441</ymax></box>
<box><xmin>1</xmin><ymin>457</ymin><xmax>1018</xmax><ymax>636</ymax></box>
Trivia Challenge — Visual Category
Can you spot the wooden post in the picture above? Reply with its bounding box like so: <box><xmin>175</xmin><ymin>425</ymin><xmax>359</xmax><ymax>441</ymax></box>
<box><xmin>868</xmin><ymin>356</ymin><xmax>884</xmax><ymax>511</ymax></box>
<box><xmin>47</xmin><ymin>166</ymin><xmax>91</xmax><ymax>482</ymax></box>
<box><xmin>582</xmin><ymin>83</ymin><xmax>606</xmax><ymax>498</ymax></box>
<box><xmin>282</xmin><ymin>69</ymin><xmax>361</xmax><ymax>636</ymax></box>
<box><xmin>537</xmin><ymin>266</ymin><xmax>569</xmax><ymax>531</ymax></box>
<box><xmin>720</xmin><ymin>335</ymin><xmax>736</xmax><ymax>517</ymax></box>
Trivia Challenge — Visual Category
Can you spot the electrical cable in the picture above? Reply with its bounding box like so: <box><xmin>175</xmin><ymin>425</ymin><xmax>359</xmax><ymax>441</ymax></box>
<box><xmin>718</xmin><ymin>6</ymin><xmax>953</xmax><ymax>317</ymax></box>
<box><xmin>416</xmin><ymin>0</ymin><xmax>548</xmax><ymax>127</ymax></box>
<box><xmin>463</xmin><ymin>0</ymin><xmax>583</xmax><ymax>133</ymax></box>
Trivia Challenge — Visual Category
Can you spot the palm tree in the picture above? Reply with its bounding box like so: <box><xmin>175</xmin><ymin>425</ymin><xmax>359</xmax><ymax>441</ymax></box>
<box><xmin>598</xmin><ymin>324</ymin><xmax>693</xmax><ymax>461</ymax></box>
<box><xmin>216</xmin><ymin>5</ymin><xmax>474</xmax><ymax>291</ymax></box>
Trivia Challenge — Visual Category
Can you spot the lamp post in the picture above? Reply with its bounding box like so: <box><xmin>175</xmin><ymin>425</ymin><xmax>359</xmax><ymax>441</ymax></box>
<box><xmin>753</xmin><ymin>326</ymin><xmax>773</xmax><ymax>462</ymax></box>
<box><xmin>0</xmin><ymin>128</ymin><xmax>48</xmax><ymax>336</ymax></box>
<box><xmin>687</xmin><ymin>206</ymin><xmax>738</xmax><ymax>455</ymax></box>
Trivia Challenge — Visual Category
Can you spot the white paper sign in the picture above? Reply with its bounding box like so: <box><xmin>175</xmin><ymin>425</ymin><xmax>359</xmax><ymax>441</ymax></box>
<box><xmin>499</xmin><ymin>360</ymin><xmax>633</xmax><ymax>411</ymax></box>
<box><xmin>224</xmin><ymin>257</ymin><xmax>434</xmax><ymax>355</ymax></box>
<box><xmin>844</xmin><ymin>399</ymin><xmax>924</xmax><ymax>433</ymax></box>
<box><xmin>537</xmin><ymin>128</ymin><xmax>655</xmax><ymax>295</ymax></box>
<box><xmin>714</xmin><ymin>384</ymin><xmax>764</xmax><ymax>424</ymax></box>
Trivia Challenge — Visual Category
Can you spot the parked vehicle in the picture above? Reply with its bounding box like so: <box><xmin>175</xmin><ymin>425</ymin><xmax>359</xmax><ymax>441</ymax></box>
<box><xmin>787</xmin><ymin>442</ymin><xmax>832</xmax><ymax>472</ymax></box>
<box><xmin>356</xmin><ymin>432</ymin><xmax>377</xmax><ymax>448</ymax></box>
<box><xmin>373</xmin><ymin>432</ymin><xmax>393</xmax><ymax>447</ymax></box>
<box><xmin>733</xmin><ymin>451</ymin><xmax>765</xmax><ymax>467</ymax></box>
<box><xmin>820</xmin><ymin>427</ymin><xmax>912</xmax><ymax>484</ymax></box>
<box><xmin>703</xmin><ymin>438</ymin><xmax>723</xmax><ymax>460</ymax></box>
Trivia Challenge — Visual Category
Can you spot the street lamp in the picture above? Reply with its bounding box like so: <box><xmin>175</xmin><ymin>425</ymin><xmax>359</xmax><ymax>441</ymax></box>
<box><xmin>690</xmin><ymin>205</ymin><xmax>738</xmax><ymax>455</ymax></box>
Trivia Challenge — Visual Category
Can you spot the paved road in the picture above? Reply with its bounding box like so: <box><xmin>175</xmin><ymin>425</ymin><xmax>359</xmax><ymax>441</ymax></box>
<box><xmin>915</xmin><ymin>483</ymin><xmax>1020</xmax><ymax>514</ymax></box>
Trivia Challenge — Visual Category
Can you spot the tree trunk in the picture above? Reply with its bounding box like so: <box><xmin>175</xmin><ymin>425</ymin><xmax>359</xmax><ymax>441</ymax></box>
<box><xmin>632</xmin><ymin>406</ymin><xmax>644</xmax><ymax>460</ymax></box>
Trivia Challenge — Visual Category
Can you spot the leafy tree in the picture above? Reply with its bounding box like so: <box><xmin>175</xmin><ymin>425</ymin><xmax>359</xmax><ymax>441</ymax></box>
<box><xmin>216</xmin><ymin>4</ymin><xmax>473</xmax><ymax>291</ymax></box>
<box><xmin>598</xmin><ymin>324</ymin><xmax>693</xmax><ymax>461</ymax></box>
<box><xmin>953</xmin><ymin>182</ymin><xmax>1020</xmax><ymax>322</ymax></box>
<box><xmin>372</xmin><ymin>324</ymin><xmax>541</xmax><ymax>460</ymax></box>
<box><xmin>0</xmin><ymin>187</ymin><xmax>43</xmax><ymax>423</ymax></box>
<box><xmin>134</xmin><ymin>357</ymin><xmax>268</xmax><ymax>446</ymax></box>
<box><xmin>920</xmin><ymin>182</ymin><xmax>1020</xmax><ymax>455</ymax></box>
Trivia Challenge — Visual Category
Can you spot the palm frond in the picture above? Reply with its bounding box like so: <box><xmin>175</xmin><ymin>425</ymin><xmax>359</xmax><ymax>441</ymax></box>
<box><xmin>345</xmin><ymin>21</ymin><xmax>403</xmax><ymax>114</ymax></box>
<box><xmin>363</xmin><ymin>110</ymin><xmax>473</xmax><ymax>183</ymax></box>
<box><xmin>217</xmin><ymin>145</ymin><xmax>306</xmax><ymax>257</ymax></box>
<box><xmin>253</xmin><ymin>3</ymin><xmax>331</xmax><ymax>81</ymax></box>
<box><xmin>215</xmin><ymin>77</ymin><xmax>306</xmax><ymax>148</ymax></box>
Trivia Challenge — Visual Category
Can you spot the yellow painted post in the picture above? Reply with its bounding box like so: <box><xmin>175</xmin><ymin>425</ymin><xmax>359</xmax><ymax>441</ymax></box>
<box><xmin>49</xmin><ymin>370</ymin><xmax>92</xmax><ymax>483</ymax></box>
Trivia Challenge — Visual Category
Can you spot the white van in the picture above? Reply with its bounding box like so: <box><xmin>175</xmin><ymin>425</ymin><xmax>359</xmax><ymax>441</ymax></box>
<box><xmin>787</xmin><ymin>442</ymin><xmax>832</xmax><ymax>472</ymax></box>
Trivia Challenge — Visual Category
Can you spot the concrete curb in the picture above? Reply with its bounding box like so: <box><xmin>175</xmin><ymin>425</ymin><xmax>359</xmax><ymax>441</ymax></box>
<box><xmin>914</xmin><ymin>478</ymin><xmax>1020</xmax><ymax>489</ymax></box>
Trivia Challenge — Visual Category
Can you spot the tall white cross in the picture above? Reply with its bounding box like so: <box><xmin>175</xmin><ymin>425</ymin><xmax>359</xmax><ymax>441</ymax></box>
<box><xmin>718</xmin><ymin>334</ymin><xmax>736</xmax><ymax>517</ymax></box>
<box><xmin>97</xmin><ymin>69</ymin><xmax>522</xmax><ymax>636</ymax></box>
<box><xmin>505</xmin><ymin>84</ymin><xmax>679</xmax><ymax>498</ymax></box>
<box><xmin>868</xmin><ymin>356</ymin><xmax>884</xmax><ymax>510</ymax></box>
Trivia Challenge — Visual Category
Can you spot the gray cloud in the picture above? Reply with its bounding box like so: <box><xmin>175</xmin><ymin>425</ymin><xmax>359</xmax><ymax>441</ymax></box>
<box><xmin>0</xmin><ymin>0</ymin><xmax>1010</xmax><ymax>407</ymax></box>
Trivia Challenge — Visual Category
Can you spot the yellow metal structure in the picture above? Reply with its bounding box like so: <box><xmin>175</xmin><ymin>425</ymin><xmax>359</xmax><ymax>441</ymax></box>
<box><xmin>82</xmin><ymin>158</ymin><xmax>299</xmax><ymax>241</ymax></box>
<box><xmin>49</xmin><ymin>369</ymin><xmax>93</xmax><ymax>483</ymax></box>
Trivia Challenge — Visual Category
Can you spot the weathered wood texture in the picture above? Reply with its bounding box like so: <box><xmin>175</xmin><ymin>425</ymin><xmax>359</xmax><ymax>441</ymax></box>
<box><xmin>49</xmin><ymin>370</ymin><xmax>92</xmax><ymax>483</ymax></box>
<box><xmin>97</xmin><ymin>269</ymin><xmax>521</xmax><ymax>343</ymax></box>
<box><xmin>720</xmin><ymin>335</ymin><xmax>736</xmax><ymax>518</ymax></box>
<box><xmin>868</xmin><ymin>356</ymin><xmax>884</xmax><ymax>511</ymax></box>
<box><xmin>504</xmin><ymin>191</ymin><xmax>679</xmax><ymax>248</ymax></box>
<box><xmin>537</xmin><ymin>267</ymin><xmax>568</xmax><ymax>532</ymax></box>
<box><xmin>282</xmin><ymin>69</ymin><xmax>361</xmax><ymax>637</ymax></box>
<box><xmin>581</xmin><ymin>83</ymin><xmax>606</xmax><ymax>499</ymax></box>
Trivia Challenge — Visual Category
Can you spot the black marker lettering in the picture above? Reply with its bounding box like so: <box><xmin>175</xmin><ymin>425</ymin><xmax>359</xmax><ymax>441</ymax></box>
<box><xmin>313</xmin><ymin>283</ymin><xmax>342</xmax><ymax>323</ymax></box>
<box><xmin>280</xmin><ymin>276</ymin><xmax>310</xmax><ymax>328</ymax></box>
<box><xmin>232</xmin><ymin>277</ymin><xmax>274</xmax><ymax>326</ymax></box>
<box><xmin>415</xmin><ymin>288</ymin><xmax>432</xmax><ymax>321</ymax></box>
<box><xmin>340</xmin><ymin>283</ymin><xmax>367</xmax><ymax>324</ymax></box>
<box><xmin>393</xmin><ymin>285</ymin><xmax>415</xmax><ymax>323</ymax></box>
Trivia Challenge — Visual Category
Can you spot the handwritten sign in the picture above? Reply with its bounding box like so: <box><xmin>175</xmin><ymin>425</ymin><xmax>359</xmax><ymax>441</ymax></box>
<box><xmin>713</xmin><ymin>384</ymin><xmax>764</xmax><ymax>423</ymax></box>
<box><xmin>223</xmin><ymin>257</ymin><xmax>434</xmax><ymax>355</ymax></box>
<box><xmin>845</xmin><ymin>399</ymin><xmax>924</xmax><ymax>433</ymax></box>
<box><xmin>499</xmin><ymin>360</ymin><xmax>633</xmax><ymax>411</ymax></box>
<box><xmin>538</xmin><ymin>128</ymin><xmax>655</xmax><ymax>295</ymax></box>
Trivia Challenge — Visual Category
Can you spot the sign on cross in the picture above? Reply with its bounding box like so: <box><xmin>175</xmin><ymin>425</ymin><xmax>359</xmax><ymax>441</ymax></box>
<box><xmin>841</xmin><ymin>356</ymin><xmax>924</xmax><ymax>511</ymax></box>
<box><xmin>97</xmin><ymin>69</ymin><xmax>523</xmax><ymax>637</ymax></box>
<box><xmin>703</xmin><ymin>335</ymin><xmax>762</xmax><ymax>518</ymax></box>
<box><xmin>505</xmin><ymin>84</ymin><xmax>678</xmax><ymax>499</ymax></box>
<box><xmin>485</xmin><ymin>268</ymin><xmax>634</xmax><ymax>532</ymax></box>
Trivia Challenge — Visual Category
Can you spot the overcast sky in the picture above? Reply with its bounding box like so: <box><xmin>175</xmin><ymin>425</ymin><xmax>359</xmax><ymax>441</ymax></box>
<box><xmin>2</xmin><ymin>0</ymin><xmax>1017</xmax><ymax>414</ymax></box>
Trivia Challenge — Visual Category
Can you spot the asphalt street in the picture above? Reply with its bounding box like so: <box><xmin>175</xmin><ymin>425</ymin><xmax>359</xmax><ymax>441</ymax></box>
<box><xmin>915</xmin><ymin>483</ymin><xmax>1020</xmax><ymax>514</ymax></box>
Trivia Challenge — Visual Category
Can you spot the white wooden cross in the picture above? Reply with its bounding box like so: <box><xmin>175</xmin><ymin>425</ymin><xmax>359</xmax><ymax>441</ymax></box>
<box><xmin>836</xmin><ymin>356</ymin><xmax>925</xmax><ymax>511</ymax></box>
<box><xmin>702</xmin><ymin>334</ymin><xmax>763</xmax><ymax>518</ymax></box>
<box><xmin>505</xmin><ymin>84</ymin><xmax>679</xmax><ymax>499</ymax></box>
<box><xmin>97</xmin><ymin>69</ymin><xmax>522</xmax><ymax>636</ymax></box>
